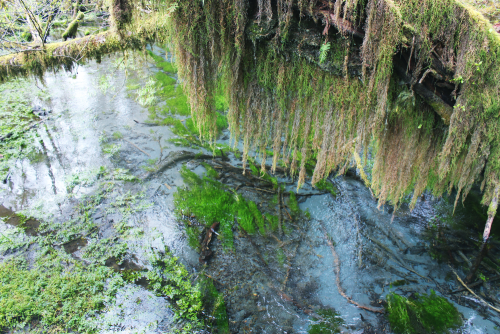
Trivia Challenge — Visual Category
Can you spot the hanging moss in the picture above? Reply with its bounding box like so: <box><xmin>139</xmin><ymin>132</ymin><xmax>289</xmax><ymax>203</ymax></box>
<box><xmin>163</xmin><ymin>0</ymin><xmax>500</xmax><ymax>216</ymax></box>
<box><xmin>386</xmin><ymin>291</ymin><xmax>462</xmax><ymax>334</ymax></box>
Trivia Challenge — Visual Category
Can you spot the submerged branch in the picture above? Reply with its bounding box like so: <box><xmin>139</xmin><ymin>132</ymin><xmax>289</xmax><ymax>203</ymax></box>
<box><xmin>320</xmin><ymin>222</ymin><xmax>385</xmax><ymax>314</ymax></box>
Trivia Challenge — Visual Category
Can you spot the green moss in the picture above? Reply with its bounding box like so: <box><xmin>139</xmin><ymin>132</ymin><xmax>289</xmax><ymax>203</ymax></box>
<box><xmin>264</xmin><ymin>213</ymin><xmax>279</xmax><ymax>232</ymax></box>
<box><xmin>158</xmin><ymin>61</ymin><xmax>177</xmax><ymax>73</ymax></box>
<box><xmin>155</xmin><ymin>71</ymin><xmax>176</xmax><ymax>86</ymax></box>
<box><xmin>315</xmin><ymin>179</ymin><xmax>337</xmax><ymax>197</ymax></box>
<box><xmin>174</xmin><ymin>166</ymin><xmax>272</xmax><ymax>249</ymax></box>
<box><xmin>166</xmin><ymin>95</ymin><xmax>190</xmax><ymax>116</ymax></box>
<box><xmin>386</xmin><ymin>291</ymin><xmax>462</xmax><ymax>334</ymax></box>
<box><xmin>248</xmin><ymin>200</ymin><xmax>266</xmax><ymax>235</ymax></box>
<box><xmin>199</xmin><ymin>277</ymin><xmax>229</xmax><ymax>333</ymax></box>
<box><xmin>216</xmin><ymin>113</ymin><xmax>228</xmax><ymax>131</ymax></box>
<box><xmin>236</xmin><ymin>197</ymin><xmax>256</xmax><ymax>235</ymax></box>
<box><xmin>308</xmin><ymin>308</ymin><xmax>343</xmax><ymax>334</ymax></box>
<box><xmin>174</xmin><ymin>167</ymin><xmax>236</xmax><ymax>249</ymax></box>
<box><xmin>21</xmin><ymin>31</ymin><xmax>32</xmax><ymax>42</ymax></box>
<box><xmin>62</xmin><ymin>12</ymin><xmax>84</xmax><ymax>41</ymax></box>
<box><xmin>0</xmin><ymin>252</ymin><xmax>123</xmax><ymax>332</ymax></box>
<box><xmin>164</xmin><ymin>0</ymin><xmax>500</xmax><ymax>214</ymax></box>
<box><xmin>288</xmin><ymin>192</ymin><xmax>300</xmax><ymax>216</ymax></box>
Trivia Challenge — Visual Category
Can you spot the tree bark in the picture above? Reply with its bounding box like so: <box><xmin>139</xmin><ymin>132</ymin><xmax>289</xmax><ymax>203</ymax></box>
<box><xmin>73</xmin><ymin>0</ymin><xmax>81</xmax><ymax>20</ymax></box>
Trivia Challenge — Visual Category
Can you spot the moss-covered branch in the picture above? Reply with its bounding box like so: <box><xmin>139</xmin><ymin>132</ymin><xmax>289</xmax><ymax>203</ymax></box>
<box><xmin>0</xmin><ymin>14</ymin><xmax>168</xmax><ymax>82</ymax></box>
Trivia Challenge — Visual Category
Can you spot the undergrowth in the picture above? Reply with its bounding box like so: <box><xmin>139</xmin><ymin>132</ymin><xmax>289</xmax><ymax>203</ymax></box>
<box><xmin>174</xmin><ymin>165</ymin><xmax>279</xmax><ymax>250</ymax></box>
<box><xmin>0</xmin><ymin>249</ymin><xmax>124</xmax><ymax>332</ymax></box>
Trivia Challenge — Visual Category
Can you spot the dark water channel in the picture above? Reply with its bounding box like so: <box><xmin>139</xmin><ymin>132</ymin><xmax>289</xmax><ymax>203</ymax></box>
<box><xmin>0</xmin><ymin>46</ymin><xmax>499</xmax><ymax>333</ymax></box>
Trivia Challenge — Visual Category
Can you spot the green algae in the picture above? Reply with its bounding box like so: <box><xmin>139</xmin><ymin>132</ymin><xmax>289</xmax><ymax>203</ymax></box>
<box><xmin>386</xmin><ymin>291</ymin><xmax>462</xmax><ymax>334</ymax></box>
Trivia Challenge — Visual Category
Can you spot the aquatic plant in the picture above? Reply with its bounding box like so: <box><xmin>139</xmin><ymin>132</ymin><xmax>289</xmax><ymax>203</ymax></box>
<box><xmin>288</xmin><ymin>192</ymin><xmax>300</xmax><ymax>216</ymax></box>
<box><xmin>199</xmin><ymin>276</ymin><xmax>230</xmax><ymax>333</ymax></box>
<box><xmin>0</xmin><ymin>78</ymin><xmax>42</xmax><ymax>180</ymax></box>
<box><xmin>146</xmin><ymin>249</ymin><xmax>203</xmax><ymax>328</ymax></box>
<box><xmin>174</xmin><ymin>165</ymin><xmax>275</xmax><ymax>249</ymax></box>
<box><xmin>315</xmin><ymin>179</ymin><xmax>337</xmax><ymax>197</ymax></box>
<box><xmin>308</xmin><ymin>308</ymin><xmax>343</xmax><ymax>334</ymax></box>
<box><xmin>0</xmin><ymin>251</ymin><xmax>125</xmax><ymax>332</ymax></box>
<box><xmin>147</xmin><ymin>49</ymin><xmax>177</xmax><ymax>74</ymax></box>
<box><xmin>386</xmin><ymin>291</ymin><xmax>462</xmax><ymax>334</ymax></box>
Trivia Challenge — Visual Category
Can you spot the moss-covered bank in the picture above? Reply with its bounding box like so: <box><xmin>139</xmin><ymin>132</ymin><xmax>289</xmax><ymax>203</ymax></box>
<box><xmin>164</xmin><ymin>0</ymin><xmax>500</xmax><ymax>217</ymax></box>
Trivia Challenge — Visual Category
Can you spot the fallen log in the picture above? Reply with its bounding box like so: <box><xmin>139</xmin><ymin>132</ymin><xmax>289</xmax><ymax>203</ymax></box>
<box><xmin>0</xmin><ymin>13</ymin><xmax>169</xmax><ymax>82</ymax></box>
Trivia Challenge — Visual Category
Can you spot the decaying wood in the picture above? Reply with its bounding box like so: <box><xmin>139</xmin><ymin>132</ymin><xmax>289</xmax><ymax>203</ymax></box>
<box><xmin>142</xmin><ymin>150</ymin><xmax>214</xmax><ymax>179</ymax></box>
<box><xmin>281</xmin><ymin>242</ymin><xmax>300</xmax><ymax>291</ymax></box>
<box><xmin>199</xmin><ymin>222</ymin><xmax>220</xmax><ymax>264</ymax></box>
<box><xmin>451</xmin><ymin>275</ymin><xmax>500</xmax><ymax>294</ymax></box>
<box><xmin>362</xmin><ymin>232</ymin><xmax>429</xmax><ymax>281</ymax></box>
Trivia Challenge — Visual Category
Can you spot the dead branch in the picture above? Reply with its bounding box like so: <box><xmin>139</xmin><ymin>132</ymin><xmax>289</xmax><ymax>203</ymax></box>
<box><xmin>450</xmin><ymin>265</ymin><xmax>500</xmax><ymax>314</ymax></box>
<box><xmin>320</xmin><ymin>222</ymin><xmax>385</xmax><ymax>313</ymax></box>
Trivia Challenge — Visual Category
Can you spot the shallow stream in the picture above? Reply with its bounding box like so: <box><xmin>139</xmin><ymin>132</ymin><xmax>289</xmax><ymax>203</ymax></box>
<box><xmin>1</xmin><ymin>46</ymin><xmax>499</xmax><ymax>333</ymax></box>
